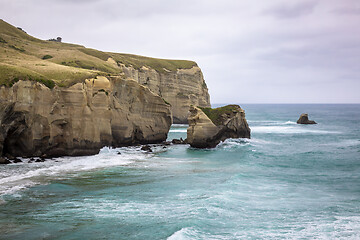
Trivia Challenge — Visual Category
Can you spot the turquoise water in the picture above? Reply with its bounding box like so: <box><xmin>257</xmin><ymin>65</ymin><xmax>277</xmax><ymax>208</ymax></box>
<box><xmin>0</xmin><ymin>104</ymin><xmax>360</xmax><ymax>239</ymax></box>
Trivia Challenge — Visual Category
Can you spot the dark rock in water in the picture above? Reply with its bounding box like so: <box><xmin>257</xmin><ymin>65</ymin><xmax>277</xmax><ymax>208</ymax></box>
<box><xmin>141</xmin><ymin>145</ymin><xmax>152</xmax><ymax>152</ymax></box>
<box><xmin>4</xmin><ymin>154</ymin><xmax>15</xmax><ymax>160</ymax></box>
<box><xmin>187</xmin><ymin>105</ymin><xmax>251</xmax><ymax>148</ymax></box>
<box><xmin>171</xmin><ymin>138</ymin><xmax>187</xmax><ymax>144</ymax></box>
<box><xmin>117</xmin><ymin>151</ymin><xmax>121</xmax><ymax>155</ymax></box>
<box><xmin>0</xmin><ymin>157</ymin><xmax>11</xmax><ymax>164</ymax></box>
<box><xmin>163</xmin><ymin>141</ymin><xmax>171</xmax><ymax>146</ymax></box>
<box><xmin>297</xmin><ymin>113</ymin><xmax>317</xmax><ymax>124</ymax></box>
<box><xmin>35</xmin><ymin>158</ymin><xmax>45</xmax><ymax>162</ymax></box>
<box><xmin>13</xmin><ymin>158</ymin><xmax>22</xmax><ymax>163</ymax></box>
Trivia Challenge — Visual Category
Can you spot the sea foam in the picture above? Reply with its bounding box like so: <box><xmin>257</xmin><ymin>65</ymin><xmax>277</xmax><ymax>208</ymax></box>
<box><xmin>0</xmin><ymin>147</ymin><xmax>144</xmax><ymax>196</ymax></box>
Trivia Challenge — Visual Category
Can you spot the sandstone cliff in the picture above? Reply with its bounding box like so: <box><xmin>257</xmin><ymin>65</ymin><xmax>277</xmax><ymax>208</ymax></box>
<box><xmin>0</xmin><ymin>20</ymin><xmax>210</xmax><ymax>125</ymax></box>
<box><xmin>187</xmin><ymin>105</ymin><xmax>250</xmax><ymax>148</ymax></box>
<box><xmin>119</xmin><ymin>64</ymin><xmax>210</xmax><ymax>123</ymax></box>
<box><xmin>0</xmin><ymin>77</ymin><xmax>172</xmax><ymax>157</ymax></box>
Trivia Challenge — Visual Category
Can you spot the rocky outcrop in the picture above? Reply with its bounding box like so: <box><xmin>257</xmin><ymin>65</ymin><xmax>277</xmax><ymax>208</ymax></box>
<box><xmin>297</xmin><ymin>113</ymin><xmax>317</xmax><ymax>124</ymax></box>
<box><xmin>0</xmin><ymin>77</ymin><xmax>172</xmax><ymax>157</ymax></box>
<box><xmin>187</xmin><ymin>105</ymin><xmax>250</xmax><ymax>148</ymax></box>
<box><xmin>119</xmin><ymin>64</ymin><xmax>210</xmax><ymax>123</ymax></box>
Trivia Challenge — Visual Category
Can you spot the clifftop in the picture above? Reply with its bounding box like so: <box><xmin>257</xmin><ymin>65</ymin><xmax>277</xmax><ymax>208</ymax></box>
<box><xmin>0</xmin><ymin>19</ymin><xmax>197</xmax><ymax>88</ymax></box>
<box><xmin>199</xmin><ymin>105</ymin><xmax>242</xmax><ymax>126</ymax></box>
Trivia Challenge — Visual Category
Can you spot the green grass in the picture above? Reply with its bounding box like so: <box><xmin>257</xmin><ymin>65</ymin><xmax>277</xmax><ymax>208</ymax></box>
<box><xmin>112</xmin><ymin>53</ymin><xmax>197</xmax><ymax>73</ymax></box>
<box><xmin>78</xmin><ymin>48</ymin><xmax>110</xmax><ymax>61</ymax></box>
<box><xmin>199</xmin><ymin>105</ymin><xmax>241</xmax><ymax>126</ymax></box>
<box><xmin>0</xmin><ymin>64</ymin><xmax>44</xmax><ymax>87</ymax></box>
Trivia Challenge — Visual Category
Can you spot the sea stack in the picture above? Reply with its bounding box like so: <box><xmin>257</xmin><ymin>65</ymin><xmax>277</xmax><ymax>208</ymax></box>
<box><xmin>297</xmin><ymin>113</ymin><xmax>317</xmax><ymax>124</ymax></box>
<box><xmin>187</xmin><ymin>105</ymin><xmax>251</xmax><ymax>148</ymax></box>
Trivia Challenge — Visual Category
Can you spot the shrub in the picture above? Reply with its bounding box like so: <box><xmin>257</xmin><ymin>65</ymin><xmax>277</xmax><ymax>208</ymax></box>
<box><xmin>42</xmin><ymin>55</ymin><xmax>53</xmax><ymax>60</ymax></box>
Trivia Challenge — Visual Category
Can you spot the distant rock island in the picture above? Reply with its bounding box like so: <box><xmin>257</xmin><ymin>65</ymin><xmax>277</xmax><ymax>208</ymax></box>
<box><xmin>297</xmin><ymin>113</ymin><xmax>317</xmax><ymax>124</ymax></box>
<box><xmin>0</xmin><ymin>20</ymin><xmax>210</xmax><ymax>158</ymax></box>
<box><xmin>187</xmin><ymin>105</ymin><xmax>251</xmax><ymax>148</ymax></box>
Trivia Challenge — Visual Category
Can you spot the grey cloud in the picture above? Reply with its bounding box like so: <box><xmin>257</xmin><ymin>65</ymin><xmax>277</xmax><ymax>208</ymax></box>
<box><xmin>332</xmin><ymin>7</ymin><xmax>360</xmax><ymax>15</ymax></box>
<box><xmin>263</xmin><ymin>1</ymin><xmax>317</xmax><ymax>19</ymax></box>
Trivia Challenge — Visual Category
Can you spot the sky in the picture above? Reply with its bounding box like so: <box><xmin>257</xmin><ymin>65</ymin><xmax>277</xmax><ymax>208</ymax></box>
<box><xmin>0</xmin><ymin>0</ymin><xmax>359</xmax><ymax>103</ymax></box>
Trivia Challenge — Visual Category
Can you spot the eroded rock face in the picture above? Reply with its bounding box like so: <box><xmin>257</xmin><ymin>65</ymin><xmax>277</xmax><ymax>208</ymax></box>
<box><xmin>297</xmin><ymin>113</ymin><xmax>317</xmax><ymax>124</ymax></box>
<box><xmin>120</xmin><ymin>65</ymin><xmax>210</xmax><ymax>123</ymax></box>
<box><xmin>187</xmin><ymin>105</ymin><xmax>250</xmax><ymax>148</ymax></box>
<box><xmin>0</xmin><ymin>77</ymin><xmax>172</xmax><ymax>157</ymax></box>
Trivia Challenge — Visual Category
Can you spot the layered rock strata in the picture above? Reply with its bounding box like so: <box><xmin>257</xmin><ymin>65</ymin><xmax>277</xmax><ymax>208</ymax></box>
<box><xmin>0</xmin><ymin>77</ymin><xmax>172</xmax><ymax>157</ymax></box>
<box><xmin>187</xmin><ymin>105</ymin><xmax>250</xmax><ymax>148</ymax></box>
<box><xmin>120</xmin><ymin>64</ymin><xmax>210</xmax><ymax>123</ymax></box>
<box><xmin>297</xmin><ymin>113</ymin><xmax>317</xmax><ymax>124</ymax></box>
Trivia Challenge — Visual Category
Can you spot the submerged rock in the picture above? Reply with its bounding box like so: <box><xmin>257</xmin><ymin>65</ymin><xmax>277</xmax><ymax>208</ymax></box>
<box><xmin>141</xmin><ymin>145</ymin><xmax>152</xmax><ymax>152</ymax></box>
<box><xmin>187</xmin><ymin>105</ymin><xmax>251</xmax><ymax>148</ymax></box>
<box><xmin>297</xmin><ymin>113</ymin><xmax>317</xmax><ymax>124</ymax></box>
<box><xmin>171</xmin><ymin>138</ymin><xmax>187</xmax><ymax>144</ymax></box>
<box><xmin>13</xmin><ymin>158</ymin><xmax>22</xmax><ymax>163</ymax></box>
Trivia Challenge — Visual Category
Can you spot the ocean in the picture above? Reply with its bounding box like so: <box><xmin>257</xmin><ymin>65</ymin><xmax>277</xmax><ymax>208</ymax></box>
<box><xmin>0</xmin><ymin>104</ymin><xmax>359</xmax><ymax>239</ymax></box>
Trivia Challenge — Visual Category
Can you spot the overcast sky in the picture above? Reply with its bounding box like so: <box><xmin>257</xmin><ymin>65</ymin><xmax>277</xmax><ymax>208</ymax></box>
<box><xmin>1</xmin><ymin>0</ymin><xmax>359</xmax><ymax>103</ymax></box>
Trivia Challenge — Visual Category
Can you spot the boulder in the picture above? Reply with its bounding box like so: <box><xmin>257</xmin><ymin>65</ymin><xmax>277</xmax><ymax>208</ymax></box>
<box><xmin>297</xmin><ymin>113</ymin><xmax>317</xmax><ymax>124</ymax></box>
<box><xmin>187</xmin><ymin>105</ymin><xmax>251</xmax><ymax>148</ymax></box>
<box><xmin>0</xmin><ymin>157</ymin><xmax>10</xmax><ymax>164</ymax></box>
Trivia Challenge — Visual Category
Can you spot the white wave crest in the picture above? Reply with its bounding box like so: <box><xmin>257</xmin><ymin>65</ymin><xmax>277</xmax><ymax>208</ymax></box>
<box><xmin>171</xmin><ymin>124</ymin><xmax>189</xmax><ymax>127</ymax></box>
<box><xmin>0</xmin><ymin>147</ymin><xmax>146</xmax><ymax>196</ymax></box>
<box><xmin>167</xmin><ymin>227</ymin><xmax>218</xmax><ymax>240</ymax></box>
<box><xmin>169</xmin><ymin>129</ymin><xmax>187</xmax><ymax>133</ymax></box>
<box><xmin>248</xmin><ymin>120</ymin><xmax>297</xmax><ymax>125</ymax></box>
<box><xmin>251</xmin><ymin>126</ymin><xmax>339</xmax><ymax>134</ymax></box>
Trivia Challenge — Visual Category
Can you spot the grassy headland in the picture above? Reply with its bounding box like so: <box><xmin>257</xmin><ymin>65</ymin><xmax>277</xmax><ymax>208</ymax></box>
<box><xmin>0</xmin><ymin>19</ymin><xmax>197</xmax><ymax>88</ymax></box>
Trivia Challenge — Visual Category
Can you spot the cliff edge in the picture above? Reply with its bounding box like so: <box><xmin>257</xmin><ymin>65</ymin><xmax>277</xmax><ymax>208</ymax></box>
<box><xmin>119</xmin><ymin>62</ymin><xmax>210</xmax><ymax>123</ymax></box>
